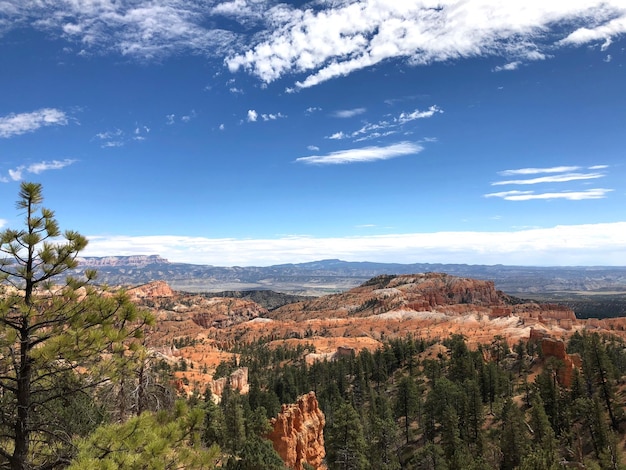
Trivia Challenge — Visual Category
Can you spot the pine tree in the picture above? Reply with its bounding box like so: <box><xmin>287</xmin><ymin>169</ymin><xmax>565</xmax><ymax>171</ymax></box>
<box><xmin>326</xmin><ymin>401</ymin><xmax>369</xmax><ymax>470</ymax></box>
<box><xmin>0</xmin><ymin>182</ymin><xmax>153</xmax><ymax>470</ymax></box>
<box><xmin>499</xmin><ymin>398</ymin><xmax>529</xmax><ymax>470</ymax></box>
<box><xmin>394</xmin><ymin>376</ymin><xmax>420</xmax><ymax>445</ymax></box>
<box><xmin>69</xmin><ymin>400</ymin><xmax>218</xmax><ymax>469</ymax></box>
<box><xmin>220</xmin><ymin>385</ymin><xmax>246</xmax><ymax>455</ymax></box>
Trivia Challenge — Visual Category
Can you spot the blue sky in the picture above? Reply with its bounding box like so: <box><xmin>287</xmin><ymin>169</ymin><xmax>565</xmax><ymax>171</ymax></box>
<box><xmin>1</xmin><ymin>0</ymin><xmax>625</xmax><ymax>266</ymax></box>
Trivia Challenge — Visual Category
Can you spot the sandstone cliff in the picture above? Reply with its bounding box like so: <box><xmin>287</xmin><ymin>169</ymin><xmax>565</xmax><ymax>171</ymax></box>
<box><xmin>267</xmin><ymin>392</ymin><xmax>326</xmax><ymax>470</ymax></box>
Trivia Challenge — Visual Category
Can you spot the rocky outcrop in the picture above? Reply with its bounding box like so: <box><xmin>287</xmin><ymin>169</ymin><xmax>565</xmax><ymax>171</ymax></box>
<box><xmin>270</xmin><ymin>273</ymin><xmax>507</xmax><ymax>321</ymax></box>
<box><xmin>127</xmin><ymin>280</ymin><xmax>175</xmax><ymax>299</ymax></box>
<box><xmin>210</xmin><ymin>367</ymin><xmax>249</xmax><ymax>399</ymax></box>
<box><xmin>530</xmin><ymin>329</ymin><xmax>582</xmax><ymax>387</ymax></box>
<box><xmin>267</xmin><ymin>392</ymin><xmax>326</xmax><ymax>470</ymax></box>
<box><xmin>191</xmin><ymin>298</ymin><xmax>268</xmax><ymax>328</ymax></box>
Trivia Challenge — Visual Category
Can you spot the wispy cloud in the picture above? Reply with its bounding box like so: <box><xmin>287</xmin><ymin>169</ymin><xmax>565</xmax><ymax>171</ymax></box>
<box><xmin>492</xmin><ymin>172</ymin><xmax>605</xmax><ymax>186</ymax></box>
<box><xmin>94</xmin><ymin>128</ymin><xmax>124</xmax><ymax>148</ymax></box>
<box><xmin>296</xmin><ymin>141</ymin><xmax>422</xmax><ymax>165</ymax></box>
<box><xmin>498</xmin><ymin>166</ymin><xmax>581</xmax><ymax>176</ymax></box>
<box><xmin>333</xmin><ymin>108</ymin><xmax>366</xmax><ymax>118</ymax></box>
<box><xmin>1</xmin><ymin>159</ymin><xmax>76</xmax><ymax>183</ymax></box>
<box><xmin>485</xmin><ymin>189</ymin><xmax>613</xmax><ymax>201</ymax></box>
<box><xmin>493</xmin><ymin>61</ymin><xmax>522</xmax><ymax>72</ymax></box>
<box><xmin>327</xmin><ymin>106</ymin><xmax>442</xmax><ymax>141</ymax></box>
<box><xmin>82</xmin><ymin>221</ymin><xmax>626</xmax><ymax>266</ymax></box>
<box><xmin>486</xmin><ymin>165</ymin><xmax>612</xmax><ymax>201</ymax></box>
<box><xmin>5</xmin><ymin>1</ymin><xmax>237</xmax><ymax>60</ymax></box>
<box><xmin>397</xmin><ymin>106</ymin><xmax>443</xmax><ymax>123</ymax></box>
<box><xmin>0</xmin><ymin>108</ymin><xmax>68</xmax><ymax>138</ymax></box>
<box><xmin>166</xmin><ymin>111</ymin><xmax>196</xmax><ymax>125</ymax></box>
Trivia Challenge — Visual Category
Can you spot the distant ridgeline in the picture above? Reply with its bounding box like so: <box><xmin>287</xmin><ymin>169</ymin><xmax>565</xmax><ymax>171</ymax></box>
<box><xmin>74</xmin><ymin>255</ymin><xmax>626</xmax><ymax>304</ymax></box>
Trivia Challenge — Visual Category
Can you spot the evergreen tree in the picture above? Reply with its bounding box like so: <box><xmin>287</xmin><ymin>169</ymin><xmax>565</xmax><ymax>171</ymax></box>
<box><xmin>0</xmin><ymin>182</ymin><xmax>153</xmax><ymax>470</ymax></box>
<box><xmin>368</xmin><ymin>392</ymin><xmax>400</xmax><ymax>470</ymax></box>
<box><xmin>220</xmin><ymin>385</ymin><xmax>246</xmax><ymax>455</ymax></box>
<box><xmin>203</xmin><ymin>395</ymin><xmax>226</xmax><ymax>448</ymax></box>
<box><xmin>69</xmin><ymin>400</ymin><xmax>219</xmax><ymax>469</ymax></box>
<box><xmin>326</xmin><ymin>401</ymin><xmax>369</xmax><ymax>470</ymax></box>
<box><xmin>225</xmin><ymin>435</ymin><xmax>287</xmax><ymax>470</ymax></box>
<box><xmin>498</xmin><ymin>398</ymin><xmax>529</xmax><ymax>470</ymax></box>
<box><xmin>394</xmin><ymin>376</ymin><xmax>420</xmax><ymax>445</ymax></box>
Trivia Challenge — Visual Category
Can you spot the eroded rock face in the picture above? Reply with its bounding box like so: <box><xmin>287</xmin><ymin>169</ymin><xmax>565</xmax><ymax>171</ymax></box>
<box><xmin>127</xmin><ymin>280</ymin><xmax>175</xmax><ymax>299</ymax></box>
<box><xmin>267</xmin><ymin>392</ymin><xmax>326</xmax><ymax>470</ymax></box>
<box><xmin>537</xmin><ymin>336</ymin><xmax>581</xmax><ymax>387</ymax></box>
<box><xmin>191</xmin><ymin>298</ymin><xmax>267</xmax><ymax>328</ymax></box>
<box><xmin>210</xmin><ymin>367</ymin><xmax>249</xmax><ymax>399</ymax></box>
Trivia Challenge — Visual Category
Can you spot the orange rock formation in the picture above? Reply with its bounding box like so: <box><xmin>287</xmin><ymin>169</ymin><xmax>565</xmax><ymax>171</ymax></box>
<box><xmin>267</xmin><ymin>392</ymin><xmax>326</xmax><ymax>470</ymax></box>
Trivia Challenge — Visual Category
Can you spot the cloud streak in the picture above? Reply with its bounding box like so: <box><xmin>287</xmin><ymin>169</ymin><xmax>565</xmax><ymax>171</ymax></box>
<box><xmin>327</xmin><ymin>106</ymin><xmax>442</xmax><ymax>141</ymax></box>
<box><xmin>1</xmin><ymin>159</ymin><xmax>76</xmax><ymax>183</ymax></box>
<box><xmin>0</xmin><ymin>108</ymin><xmax>68</xmax><ymax>138</ymax></box>
<box><xmin>296</xmin><ymin>141</ymin><xmax>422</xmax><ymax>165</ymax></box>
<box><xmin>82</xmin><ymin>221</ymin><xmax>626</xmax><ymax>267</ymax></box>
<box><xmin>492</xmin><ymin>172</ymin><xmax>605</xmax><ymax>186</ymax></box>
<box><xmin>486</xmin><ymin>165</ymin><xmax>612</xmax><ymax>201</ymax></box>
<box><xmin>484</xmin><ymin>189</ymin><xmax>613</xmax><ymax>201</ymax></box>
<box><xmin>333</xmin><ymin>108</ymin><xmax>366</xmax><ymax>118</ymax></box>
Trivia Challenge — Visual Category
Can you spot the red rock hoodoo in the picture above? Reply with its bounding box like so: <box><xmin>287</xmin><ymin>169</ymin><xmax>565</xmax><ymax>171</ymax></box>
<box><xmin>267</xmin><ymin>392</ymin><xmax>326</xmax><ymax>470</ymax></box>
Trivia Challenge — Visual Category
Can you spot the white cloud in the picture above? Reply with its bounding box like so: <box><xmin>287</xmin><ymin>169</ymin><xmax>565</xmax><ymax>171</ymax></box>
<box><xmin>499</xmin><ymin>166</ymin><xmax>582</xmax><ymax>176</ymax></box>
<box><xmin>247</xmin><ymin>109</ymin><xmax>258</xmax><ymax>122</ymax></box>
<box><xmin>307</xmin><ymin>145</ymin><xmax>320</xmax><ymax>151</ymax></box>
<box><xmin>95</xmin><ymin>128</ymin><xmax>125</xmax><ymax>148</ymax></box>
<box><xmin>4</xmin><ymin>1</ymin><xmax>624</xmax><ymax>89</ymax></box>
<box><xmin>296</xmin><ymin>141</ymin><xmax>423</xmax><ymax>165</ymax></box>
<box><xmin>210</xmin><ymin>0</ymin><xmax>268</xmax><ymax>23</ymax></box>
<box><xmin>261</xmin><ymin>112</ymin><xmax>286</xmax><ymax>121</ymax></box>
<box><xmin>82</xmin><ymin>221</ymin><xmax>626</xmax><ymax>266</ymax></box>
<box><xmin>396</xmin><ymin>105</ymin><xmax>443</xmax><ymax>123</ymax></box>
<box><xmin>487</xmin><ymin>165</ymin><xmax>611</xmax><ymax>201</ymax></box>
<box><xmin>558</xmin><ymin>13</ymin><xmax>626</xmax><ymax>47</ymax></box>
<box><xmin>227</xmin><ymin>1</ymin><xmax>626</xmax><ymax>88</ymax></box>
<box><xmin>328</xmin><ymin>131</ymin><xmax>347</xmax><ymax>140</ymax></box>
<box><xmin>484</xmin><ymin>188</ymin><xmax>613</xmax><ymax>201</ymax></box>
<box><xmin>181</xmin><ymin>110</ymin><xmax>196</xmax><ymax>122</ymax></box>
<box><xmin>0</xmin><ymin>108</ymin><xmax>68</xmax><ymax>138</ymax></box>
<box><xmin>492</xmin><ymin>172</ymin><xmax>605</xmax><ymax>186</ymax></box>
<box><xmin>1</xmin><ymin>159</ymin><xmax>76</xmax><ymax>182</ymax></box>
<box><xmin>327</xmin><ymin>106</ymin><xmax>442</xmax><ymax>141</ymax></box>
<box><xmin>493</xmin><ymin>61</ymin><xmax>521</xmax><ymax>72</ymax></box>
<box><xmin>166</xmin><ymin>114</ymin><xmax>176</xmax><ymax>125</ymax></box>
<box><xmin>5</xmin><ymin>0</ymin><xmax>237</xmax><ymax>60</ymax></box>
<box><xmin>333</xmin><ymin>108</ymin><xmax>366</xmax><ymax>118</ymax></box>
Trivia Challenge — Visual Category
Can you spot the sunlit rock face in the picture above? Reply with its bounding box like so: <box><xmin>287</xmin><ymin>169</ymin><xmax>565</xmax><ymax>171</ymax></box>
<box><xmin>267</xmin><ymin>392</ymin><xmax>326</xmax><ymax>470</ymax></box>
